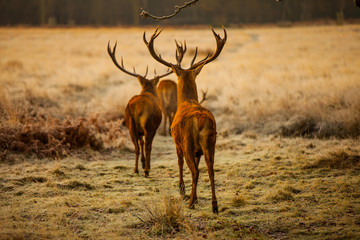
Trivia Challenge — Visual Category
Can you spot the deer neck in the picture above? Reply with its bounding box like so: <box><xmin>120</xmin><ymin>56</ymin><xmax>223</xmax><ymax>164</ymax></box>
<box><xmin>177</xmin><ymin>76</ymin><xmax>198</xmax><ymax>105</ymax></box>
<box><xmin>141</xmin><ymin>88</ymin><xmax>158</xmax><ymax>99</ymax></box>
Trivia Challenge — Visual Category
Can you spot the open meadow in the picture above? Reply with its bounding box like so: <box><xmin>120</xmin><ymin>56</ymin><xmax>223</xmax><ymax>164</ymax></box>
<box><xmin>0</xmin><ymin>25</ymin><xmax>360</xmax><ymax>239</ymax></box>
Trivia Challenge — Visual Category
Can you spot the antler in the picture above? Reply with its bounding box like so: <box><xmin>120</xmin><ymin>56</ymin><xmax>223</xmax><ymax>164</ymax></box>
<box><xmin>155</xmin><ymin>68</ymin><xmax>173</xmax><ymax>79</ymax></box>
<box><xmin>175</xmin><ymin>40</ymin><xmax>187</xmax><ymax>67</ymax></box>
<box><xmin>108</xmin><ymin>41</ymin><xmax>142</xmax><ymax>78</ymax></box>
<box><xmin>144</xmin><ymin>26</ymin><xmax>227</xmax><ymax>71</ymax></box>
<box><xmin>189</xmin><ymin>26</ymin><xmax>227</xmax><ymax>70</ymax></box>
<box><xmin>143</xmin><ymin>26</ymin><xmax>173</xmax><ymax>68</ymax></box>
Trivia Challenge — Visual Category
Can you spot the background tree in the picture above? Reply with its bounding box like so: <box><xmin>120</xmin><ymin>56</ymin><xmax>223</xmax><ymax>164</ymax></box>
<box><xmin>0</xmin><ymin>0</ymin><xmax>359</xmax><ymax>26</ymax></box>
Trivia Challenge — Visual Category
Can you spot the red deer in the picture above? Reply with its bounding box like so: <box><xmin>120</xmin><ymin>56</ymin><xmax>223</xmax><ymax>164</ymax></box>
<box><xmin>157</xmin><ymin>42</ymin><xmax>207</xmax><ymax>136</ymax></box>
<box><xmin>144</xmin><ymin>26</ymin><xmax>227</xmax><ymax>213</ymax></box>
<box><xmin>157</xmin><ymin>79</ymin><xmax>177</xmax><ymax>136</ymax></box>
<box><xmin>107</xmin><ymin>41</ymin><xmax>172</xmax><ymax>177</ymax></box>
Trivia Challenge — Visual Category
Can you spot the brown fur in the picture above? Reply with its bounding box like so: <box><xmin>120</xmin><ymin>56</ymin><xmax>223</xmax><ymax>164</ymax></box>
<box><xmin>157</xmin><ymin>79</ymin><xmax>177</xmax><ymax>136</ymax></box>
<box><xmin>125</xmin><ymin>78</ymin><xmax>162</xmax><ymax>177</ymax></box>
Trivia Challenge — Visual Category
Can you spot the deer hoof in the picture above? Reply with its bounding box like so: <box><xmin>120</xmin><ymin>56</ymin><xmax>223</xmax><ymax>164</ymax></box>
<box><xmin>212</xmin><ymin>201</ymin><xmax>218</xmax><ymax>214</ymax></box>
<box><xmin>188</xmin><ymin>203</ymin><xmax>195</xmax><ymax>209</ymax></box>
<box><xmin>134</xmin><ymin>169</ymin><xmax>139</xmax><ymax>174</ymax></box>
<box><xmin>141</xmin><ymin>160</ymin><xmax>145</xmax><ymax>169</ymax></box>
<box><xmin>182</xmin><ymin>195</ymin><xmax>190</xmax><ymax>200</ymax></box>
<box><xmin>179</xmin><ymin>184</ymin><xmax>185</xmax><ymax>195</ymax></box>
<box><xmin>144</xmin><ymin>171</ymin><xmax>149</xmax><ymax>178</ymax></box>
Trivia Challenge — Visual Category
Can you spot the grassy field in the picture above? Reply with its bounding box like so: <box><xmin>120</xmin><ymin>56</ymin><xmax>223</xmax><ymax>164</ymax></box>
<box><xmin>0</xmin><ymin>25</ymin><xmax>360</xmax><ymax>239</ymax></box>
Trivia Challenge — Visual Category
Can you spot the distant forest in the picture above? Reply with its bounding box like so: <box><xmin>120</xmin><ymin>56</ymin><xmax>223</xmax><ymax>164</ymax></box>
<box><xmin>0</xmin><ymin>0</ymin><xmax>359</xmax><ymax>26</ymax></box>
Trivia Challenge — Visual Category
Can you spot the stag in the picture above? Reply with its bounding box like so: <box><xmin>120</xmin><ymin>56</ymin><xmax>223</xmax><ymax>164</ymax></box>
<box><xmin>107</xmin><ymin>42</ymin><xmax>172</xmax><ymax>177</ymax></box>
<box><xmin>144</xmin><ymin>26</ymin><xmax>227</xmax><ymax>213</ymax></box>
<box><xmin>157</xmin><ymin>79</ymin><xmax>177</xmax><ymax>136</ymax></box>
<box><xmin>158</xmin><ymin>81</ymin><xmax>208</xmax><ymax>136</ymax></box>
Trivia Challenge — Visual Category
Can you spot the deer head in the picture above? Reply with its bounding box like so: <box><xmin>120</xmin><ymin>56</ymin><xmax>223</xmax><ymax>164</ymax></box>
<box><xmin>143</xmin><ymin>26</ymin><xmax>227</xmax><ymax>104</ymax></box>
<box><xmin>107</xmin><ymin>41</ymin><xmax>172</xmax><ymax>97</ymax></box>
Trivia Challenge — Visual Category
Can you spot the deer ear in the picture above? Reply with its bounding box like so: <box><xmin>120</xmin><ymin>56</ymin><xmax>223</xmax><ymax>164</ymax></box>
<box><xmin>170</xmin><ymin>63</ymin><xmax>182</xmax><ymax>77</ymax></box>
<box><xmin>191</xmin><ymin>62</ymin><xmax>206</xmax><ymax>78</ymax></box>
<box><xmin>153</xmin><ymin>76</ymin><xmax>160</xmax><ymax>85</ymax></box>
<box><xmin>137</xmin><ymin>76</ymin><xmax>146</xmax><ymax>85</ymax></box>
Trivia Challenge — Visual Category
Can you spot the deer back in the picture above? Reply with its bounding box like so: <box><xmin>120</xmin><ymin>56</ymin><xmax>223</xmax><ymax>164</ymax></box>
<box><xmin>157</xmin><ymin>79</ymin><xmax>177</xmax><ymax>114</ymax></box>
<box><xmin>125</xmin><ymin>92</ymin><xmax>162</xmax><ymax>134</ymax></box>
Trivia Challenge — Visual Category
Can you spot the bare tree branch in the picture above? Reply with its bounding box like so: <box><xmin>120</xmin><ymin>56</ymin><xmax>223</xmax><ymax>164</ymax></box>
<box><xmin>140</xmin><ymin>0</ymin><xmax>199</xmax><ymax>20</ymax></box>
<box><xmin>140</xmin><ymin>0</ymin><xmax>359</xmax><ymax>21</ymax></box>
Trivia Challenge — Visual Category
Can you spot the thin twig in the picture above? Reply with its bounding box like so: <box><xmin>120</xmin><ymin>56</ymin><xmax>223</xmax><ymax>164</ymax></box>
<box><xmin>355</xmin><ymin>0</ymin><xmax>360</xmax><ymax>7</ymax></box>
<box><xmin>140</xmin><ymin>0</ymin><xmax>199</xmax><ymax>20</ymax></box>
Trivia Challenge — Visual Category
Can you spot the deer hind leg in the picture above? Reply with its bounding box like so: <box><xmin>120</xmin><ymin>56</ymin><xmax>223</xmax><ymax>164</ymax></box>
<box><xmin>162</xmin><ymin>112</ymin><xmax>167</xmax><ymax>136</ymax></box>
<box><xmin>129</xmin><ymin>131</ymin><xmax>140</xmax><ymax>174</ymax></box>
<box><xmin>144</xmin><ymin>131</ymin><xmax>155</xmax><ymax>177</ymax></box>
<box><xmin>176</xmin><ymin>145</ymin><xmax>185</xmax><ymax>196</ymax></box>
<box><xmin>139</xmin><ymin>137</ymin><xmax>145</xmax><ymax>169</ymax></box>
<box><xmin>127</xmin><ymin>119</ymin><xmax>140</xmax><ymax>174</ymax></box>
<box><xmin>184</xmin><ymin>144</ymin><xmax>199</xmax><ymax>209</ymax></box>
<box><xmin>202</xmin><ymin>141</ymin><xmax>218</xmax><ymax>213</ymax></box>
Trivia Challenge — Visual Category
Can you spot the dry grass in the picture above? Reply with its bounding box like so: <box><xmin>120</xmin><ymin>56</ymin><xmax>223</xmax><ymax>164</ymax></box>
<box><xmin>0</xmin><ymin>135</ymin><xmax>359</xmax><ymax>239</ymax></box>
<box><xmin>306</xmin><ymin>149</ymin><xmax>360</xmax><ymax>169</ymax></box>
<box><xmin>1</xmin><ymin>25</ymin><xmax>360</xmax><ymax>139</ymax></box>
<box><xmin>0</xmin><ymin>25</ymin><xmax>360</xmax><ymax>239</ymax></box>
<box><xmin>131</xmin><ymin>194</ymin><xmax>189</xmax><ymax>237</ymax></box>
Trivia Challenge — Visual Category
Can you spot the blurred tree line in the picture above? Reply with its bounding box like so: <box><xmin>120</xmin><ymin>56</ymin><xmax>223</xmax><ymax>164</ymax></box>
<box><xmin>0</xmin><ymin>0</ymin><xmax>359</xmax><ymax>26</ymax></box>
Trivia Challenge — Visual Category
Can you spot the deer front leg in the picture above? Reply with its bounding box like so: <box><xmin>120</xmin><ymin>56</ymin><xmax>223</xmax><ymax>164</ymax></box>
<box><xmin>144</xmin><ymin>132</ymin><xmax>155</xmax><ymax>177</ymax></box>
<box><xmin>204</xmin><ymin>150</ymin><xmax>218</xmax><ymax>213</ymax></box>
<box><xmin>189</xmin><ymin>167</ymin><xmax>199</xmax><ymax>209</ymax></box>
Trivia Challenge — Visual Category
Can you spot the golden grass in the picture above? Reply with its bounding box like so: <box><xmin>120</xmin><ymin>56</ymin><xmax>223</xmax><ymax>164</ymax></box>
<box><xmin>1</xmin><ymin>136</ymin><xmax>359</xmax><ymax>239</ymax></box>
<box><xmin>0</xmin><ymin>25</ymin><xmax>360</xmax><ymax>239</ymax></box>
<box><xmin>1</xmin><ymin>25</ymin><xmax>360</xmax><ymax>137</ymax></box>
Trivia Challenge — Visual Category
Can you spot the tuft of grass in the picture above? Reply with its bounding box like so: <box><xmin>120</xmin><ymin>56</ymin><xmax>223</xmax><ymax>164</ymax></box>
<box><xmin>231</xmin><ymin>194</ymin><xmax>247</xmax><ymax>207</ymax></box>
<box><xmin>52</xmin><ymin>168</ymin><xmax>66</xmax><ymax>177</ymax></box>
<box><xmin>108</xmin><ymin>207</ymin><xmax>125</xmax><ymax>214</ymax></box>
<box><xmin>132</xmin><ymin>194</ymin><xmax>189</xmax><ymax>236</ymax></box>
<box><xmin>280</xmin><ymin>116</ymin><xmax>317</xmax><ymax>137</ymax></box>
<box><xmin>58</xmin><ymin>180</ymin><xmax>94</xmax><ymax>190</ymax></box>
<box><xmin>266</xmin><ymin>188</ymin><xmax>294</xmax><ymax>202</ymax></box>
<box><xmin>284</xmin><ymin>185</ymin><xmax>301</xmax><ymax>194</ymax></box>
<box><xmin>14</xmin><ymin>176</ymin><xmax>47</xmax><ymax>185</ymax></box>
<box><xmin>306</xmin><ymin>149</ymin><xmax>360</xmax><ymax>169</ymax></box>
<box><xmin>113</xmin><ymin>165</ymin><xmax>128</xmax><ymax>170</ymax></box>
<box><xmin>75</xmin><ymin>164</ymin><xmax>86</xmax><ymax>170</ymax></box>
